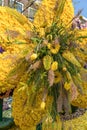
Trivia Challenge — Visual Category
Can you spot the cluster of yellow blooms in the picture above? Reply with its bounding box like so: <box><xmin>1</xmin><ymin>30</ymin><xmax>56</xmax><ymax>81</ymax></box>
<box><xmin>0</xmin><ymin>43</ymin><xmax>34</xmax><ymax>94</ymax></box>
<box><xmin>0</xmin><ymin>6</ymin><xmax>35</xmax><ymax>94</ymax></box>
<box><xmin>0</xmin><ymin>0</ymin><xmax>87</xmax><ymax>129</ymax></box>
<box><xmin>72</xmin><ymin>81</ymin><xmax>87</xmax><ymax>108</ymax></box>
<box><xmin>12</xmin><ymin>79</ymin><xmax>53</xmax><ymax>130</ymax></box>
<box><xmin>76</xmin><ymin>29</ymin><xmax>87</xmax><ymax>46</ymax></box>
<box><xmin>0</xmin><ymin>7</ymin><xmax>33</xmax><ymax>43</ymax></box>
<box><xmin>59</xmin><ymin>0</ymin><xmax>74</xmax><ymax>26</ymax></box>
<box><xmin>33</xmin><ymin>0</ymin><xmax>74</xmax><ymax>35</ymax></box>
<box><xmin>42</xmin><ymin>111</ymin><xmax>87</xmax><ymax>130</ymax></box>
<box><xmin>9</xmin><ymin>111</ymin><xmax>87</xmax><ymax>130</ymax></box>
<box><xmin>11</xmin><ymin>0</ymin><xmax>87</xmax><ymax>129</ymax></box>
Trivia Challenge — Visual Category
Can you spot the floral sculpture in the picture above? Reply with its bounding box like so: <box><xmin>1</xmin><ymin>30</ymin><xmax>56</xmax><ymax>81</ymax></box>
<box><xmin>10</xmin><ymin>0</ymin><xmax>87</xmax><ymax>130</ymax></box>
<box><xmin>0</xmin><ymin>7</ymin><xmax>33</xmax><ymax>97</ymax></box>
<box><xmin>0</xmin><ymin>0</ymin><xmax>87</xmax><ymax>130</ymax></box>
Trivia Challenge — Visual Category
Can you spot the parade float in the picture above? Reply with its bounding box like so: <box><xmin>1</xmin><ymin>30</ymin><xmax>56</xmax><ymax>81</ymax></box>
<box><xmin>0</xmin><ymin>0</ymin><xmax>87</xmax><ymax>130</ymax></box>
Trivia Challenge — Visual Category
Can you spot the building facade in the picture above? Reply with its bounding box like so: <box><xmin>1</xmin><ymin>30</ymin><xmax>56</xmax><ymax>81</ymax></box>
<box><xmin>0</xmin><ymin>0</ymin><xmax>41</xmax><ymax>20</ymax></box>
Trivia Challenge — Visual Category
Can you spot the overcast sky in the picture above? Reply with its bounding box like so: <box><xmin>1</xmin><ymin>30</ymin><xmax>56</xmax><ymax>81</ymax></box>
<box><xmin>73</xmin><ymin>0</ymin><xmax>87</xmax><ymax>17</ymax></box>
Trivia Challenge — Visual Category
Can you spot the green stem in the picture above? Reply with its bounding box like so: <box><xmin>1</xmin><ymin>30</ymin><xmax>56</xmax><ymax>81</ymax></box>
<box><xmin>0</xmin><ymin>99</ymin><xmax>3</xmax><ymax>121</ymax></box>
<box><xmin>36</xmin><ymin>123</ymin><xmax>42</xmax><ymax>130</ymax></box>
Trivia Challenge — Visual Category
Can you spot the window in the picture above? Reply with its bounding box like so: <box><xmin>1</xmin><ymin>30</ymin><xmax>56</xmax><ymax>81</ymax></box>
<box><xmin>9</xmin><ymin>0</ymin><xmax>24</xmax><ymax>13</ymax></box>
<box><xmin>28</xmin><ymin>7</ymin><xmax>37</xmax><ymax>21</ymax></box>
<box><xmin>0</xmin><ymin>0</ymin><xmax>4</xmax><ymax>6</ymax></box>
<box><xmin>28</xmin><ymin>0</ymin><xmax>42</xmax><ymax>21</ymax></box>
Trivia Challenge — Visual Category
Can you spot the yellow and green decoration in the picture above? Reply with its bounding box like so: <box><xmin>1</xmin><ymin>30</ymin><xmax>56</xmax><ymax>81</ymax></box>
<box><xmin>0</xmin><ymin>0</ymin><xmax>87</xmax><ymax>130</ymax></box>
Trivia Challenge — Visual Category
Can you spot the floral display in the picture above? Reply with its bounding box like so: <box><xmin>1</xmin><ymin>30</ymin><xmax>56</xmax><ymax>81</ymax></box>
<box><xmin>76</xmin><ymin>29</ymin><xmax>87</xmax><ymax>46</ymax></box>
<box><xmin>42</xmin><ymin>111</ymin><xmax>87</xmax><ymax>130</ymax></box>
<box><xmin>0</xmin><ymin>6</ymin><xmax>33</xmax><ymax>43</ymax></box>
<box><xmin>33</xmin><ymin>0</ymin><xmax>74</xmax><ymax>35</ymax></box>
<box><xmin>0</xmin><ymin>0</ymin><xmax>87</xmax><ymax>130</ymax></box>
<box><xmin>12</xmin><ymin>81</ymin><xmax>52</xmax><ymax>130</ymax></box>
<box><xmin>0</xmin><ymin>7</ymin><xmax>35</xmax><ymax>95</ymax></box>
<box><xmin>70</xmin><ymin>15</ymin><xmax>87</xmax><ymax>109</ymax></box>
<box><xmin>0</xmin><ymin>43</ymin><xmax>34</xmax><ymax>94</ymax></box>
<box><xmin>9</xmin><ymin>0</ymin><xmax>87</xmax><ymax>129</ymax></box>
<box><xmin>72</xmin><ymin>71</ymin><xmax>87</xmax><ymax>108</ymax></box>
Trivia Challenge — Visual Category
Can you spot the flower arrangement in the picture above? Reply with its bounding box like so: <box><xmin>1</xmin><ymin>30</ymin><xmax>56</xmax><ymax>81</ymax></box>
<box><xmin>9</xmin><ymin>0</ymin><xmax>87</xmax><ymax>129</ymax></box>
<box><xmin>0</xmin><ymin>0</ymin><xmax>87</xmax><ymax>130</ymax></box>
<box><xmin>42</xmin><ymin>111</ymin><xmax>87</xmax><ymax>130</ymax></box>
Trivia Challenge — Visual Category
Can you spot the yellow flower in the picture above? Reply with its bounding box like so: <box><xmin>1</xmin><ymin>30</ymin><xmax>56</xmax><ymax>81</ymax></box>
<box><xmin>34</xmin><ymin>0</ymin><xmax>74</xmax><ymax>30</ymax></box>
<box><xmin>30</xmin><ymin>53</ymin><xmax>38</xmax><ymax>60</ymax></box>
<box><xmin>64</xmin><ymin>82</ymin><xmax>71</xmax><ymax>90</ymax></box>
<box><xmin>40</xmin><ymin>101</ymin><xmax>46</xmax><ymax>109</ymax></box>
<box><xmin>47</xmin><ymin>43</ymin><xmax>60</xmax><ymax>54</ymax></box>
<box><xmin>54</xmin><ymin>71</ymin><xmax>62</xmax><ymax>84</ymax></box>
<box><xmin>62</xmin><ymin>67</ymin><xmax>67</xmax><ymax>71</ymax></box>
<box><xmin>51</xmin><ymin>61</ymin><xmax>58</xmax><ymax>71</ymax></box>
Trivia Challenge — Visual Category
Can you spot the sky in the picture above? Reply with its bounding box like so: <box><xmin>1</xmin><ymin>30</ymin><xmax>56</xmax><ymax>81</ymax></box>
<box><xmin>73</xmin><ymin>0</ymin><xmax>87</xmax><ymax>18</ymax></box>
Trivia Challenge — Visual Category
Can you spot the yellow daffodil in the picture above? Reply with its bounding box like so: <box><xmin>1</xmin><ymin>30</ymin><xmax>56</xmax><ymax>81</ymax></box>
<box><xmin>54</xmin><ymin>71</ymin><xmax>62</xmax><ymax>84</ymax></box>
<box><xmin>51</xmin><ymin>61</ymin><xmax>58</xmax><ymax>71</ymax></box>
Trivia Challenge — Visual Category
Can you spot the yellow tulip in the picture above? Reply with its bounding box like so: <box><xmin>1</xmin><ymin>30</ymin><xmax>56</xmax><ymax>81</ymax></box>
<box><xmin>51</xmin><ymin>61</ymin><xmax>58</xmax><ymax>71</ymax></box>
<box><xmin>30</xmin><ymin>53</ymin><xmax>38</xmax><ymax>60</ymax></box>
